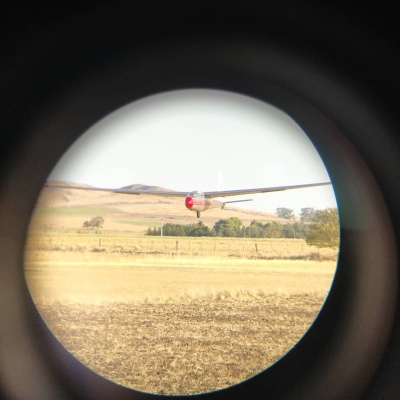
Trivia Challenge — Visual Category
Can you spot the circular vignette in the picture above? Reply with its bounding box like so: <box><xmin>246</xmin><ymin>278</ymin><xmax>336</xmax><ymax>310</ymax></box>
<box><xmin>0</xmin><ymin>7</ymin><xmax>398</xmax><ymax>400</ymax></box>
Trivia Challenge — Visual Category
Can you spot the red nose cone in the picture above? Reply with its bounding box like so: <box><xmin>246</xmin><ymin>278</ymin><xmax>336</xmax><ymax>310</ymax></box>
<box><xmin>185</xmin><ymin>196</ymin><xmax>193</xmax><ymax>209</ymax></box>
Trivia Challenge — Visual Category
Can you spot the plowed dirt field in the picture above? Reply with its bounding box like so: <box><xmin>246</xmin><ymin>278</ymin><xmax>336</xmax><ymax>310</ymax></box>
<box><xmin>38</xmin><ymin>294</ymin><xmax>325</xmax><ymax>395</ymax></box>
<box><xmin>25</xmin><ymin>258</ymin><xmax>335</xmax><ymax>395</ymax></box>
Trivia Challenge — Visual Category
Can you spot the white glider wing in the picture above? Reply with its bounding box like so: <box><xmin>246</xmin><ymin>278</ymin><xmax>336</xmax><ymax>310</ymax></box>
<box><xmin>44</xmin><ymin>183</ymin><xmax>189</xmax><ymax>197</ymax></box>
<box><xmin>44</xmin><ymin>182</ymin><xmax>331</xmax><ymax>197</ymax></box>
<box><xmin>203</xmin><ymin>182</ymin><xmax>332</xmax><ymax>198</ymax></box>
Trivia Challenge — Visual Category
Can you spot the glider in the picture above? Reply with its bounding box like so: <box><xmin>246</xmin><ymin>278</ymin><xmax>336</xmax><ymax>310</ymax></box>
<box><xmin>44</xmin><ymin>182</ymin><xmax>332</xmax><ymax>218</ymax></box>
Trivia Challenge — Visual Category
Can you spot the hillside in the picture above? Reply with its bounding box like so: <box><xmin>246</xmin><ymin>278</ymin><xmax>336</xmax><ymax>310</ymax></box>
<box><xmin>30</xmin><ymin>181</ymin><xmax>288</xmax><ymax>234</ymax></box>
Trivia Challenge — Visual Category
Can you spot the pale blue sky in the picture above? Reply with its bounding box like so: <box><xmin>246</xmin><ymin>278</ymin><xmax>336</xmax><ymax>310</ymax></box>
<box><xmin>49</xmin><ymin>89</ymin><xmax>337</xmax><ymax>215</ymax></box>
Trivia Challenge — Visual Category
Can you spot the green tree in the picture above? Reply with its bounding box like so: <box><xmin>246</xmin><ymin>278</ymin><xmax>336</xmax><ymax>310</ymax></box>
<box><xmin>188</xmin><ymin>221</ymin><xmax>211</xmax><ymax>237</ymax></box>
<box><xmin>293</xmin><ymin>222</ymin><xmax>309</xmax><ymax>239</ymax></box>
<box><xmin>145</xmin><ymin>227</ymin><xmax>161</xmax><ymax>235</ymax></box>
<box><xmin>276</xmin><ymin>207</ymin><xmax>294</xmax><ymax>220</ymax></box>
<box><xmin>145</xmin><ymin>222</ymin><xmax>212</xmax><ymax>237</ymax></box>
<box><xmin>212</xmin><ymin>217</ymin><xmax>243</xmax><ymax>237</ymax></box>
<box><xmin>280</xmin><ymin>222</ymin><xmax>309</xmax><ymax>239</ymax></box>
<box><xmin>281</xmin><ymin>223</ymin><xmax>296</xmax><ymax>238</ymax></box>
<box><xmin>244</xmin><ymin>220</ymin><xmax>264</xmax><ymax>238</ymax></box>
<box><xmin>305</xmin><ymin>208</ymin><xmax>339</xmax><ymax>248</ymax></box>
<box><xmin>83</xmin><ymin>216</ymin><xmax>104</xmax><ymax>229</ymax></box>
<box><xmin>163</xmin><ymin>223</ymin><xmax>186</xmax><ymax>236</ymax></box>
<box><xmin>265</xmin><ymin>221</ymin><xmax>283</xmax><ymax>238</ymax></box>
<box><xmin>300</xmin><ymin>207</ymin><xmax>317</xmax><ymax>222</ymax></box>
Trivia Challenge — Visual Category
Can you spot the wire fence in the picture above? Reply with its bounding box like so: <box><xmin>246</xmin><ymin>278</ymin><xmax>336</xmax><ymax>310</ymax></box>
<box><xmin>25</xmin><ymin>232</ymin><xmax>338</xmax><ymax>260</ymax></box>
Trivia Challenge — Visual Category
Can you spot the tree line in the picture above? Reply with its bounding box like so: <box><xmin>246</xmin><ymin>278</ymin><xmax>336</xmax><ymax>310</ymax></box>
<box><xmin>146</xmin><ymin>208</ymin><xmax>339</xmax><ymax>249</ymax></box>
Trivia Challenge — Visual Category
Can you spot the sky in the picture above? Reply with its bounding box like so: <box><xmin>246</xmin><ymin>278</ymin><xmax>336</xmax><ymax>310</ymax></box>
<box><xmin>49</xmin><ymin>89</ymin><xmax>337</xmax><ymax>215</ymax></box>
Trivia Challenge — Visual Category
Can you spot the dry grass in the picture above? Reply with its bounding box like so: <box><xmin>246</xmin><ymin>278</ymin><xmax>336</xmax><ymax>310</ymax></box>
<box><xmin>38</xmin><ymin>293</ymin><xmax>325</xmax><ymax>395</ymax></box>
<box><xmin>25</xmin><ymin>232</ymin><xmax>338</xmax><ymax>261</ymax></box>
<box><xmin>24</xmin><ymin>231</ymin><xmax>337</xmax><ymax>395</ymax></box>
<box><xmin>25</xmin><ymin>258</ymin><xmax>336</xmax><ymax>304</ymax></box>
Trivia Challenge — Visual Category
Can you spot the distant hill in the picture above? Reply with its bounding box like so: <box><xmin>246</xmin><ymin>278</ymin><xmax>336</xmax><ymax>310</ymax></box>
<box><xmin>37</xmin><ymin>181</ymin><xmax>112</xmax><ymax>207</ymax></box>
<box><xmin>120</xmin><ymin>184</ymin><xmax>174</xmax><ymax>192</ymax></box>
<box><xmin>46</xmin><ymin>180</ymin><xmax>94</xmax><ymax>188</ymax></box>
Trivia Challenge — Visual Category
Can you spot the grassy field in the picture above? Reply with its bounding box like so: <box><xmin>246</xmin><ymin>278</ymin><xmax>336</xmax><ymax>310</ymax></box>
<box><xmin>25</xmin><ymin>231</ymin><xmax>338</xmax><ymax>260</ymax></box>
<box><xmin>24</xmin><ymin>231</ymin><xmax>337</xmax><ymax>395</ymax></box>
<box><xmin>25</xmin><ymin>257</ymin><xmax>336</xmax><ymax>303</ymax></box>
<box><xmin>32</xmin><ymin>206</ymin><xmax>111</xmax><ymax>217</ymax></box>
<box><xmin>25</xmin><ymin>263</ymin><xmax>336</xmax><ymax>394</ymax></box>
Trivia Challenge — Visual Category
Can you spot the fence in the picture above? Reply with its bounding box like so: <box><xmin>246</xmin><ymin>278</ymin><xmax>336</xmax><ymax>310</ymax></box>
<box><xmin>25</xmin><ymin>232</ymin><xmax>338</xmax><ymax>260</ymax></box>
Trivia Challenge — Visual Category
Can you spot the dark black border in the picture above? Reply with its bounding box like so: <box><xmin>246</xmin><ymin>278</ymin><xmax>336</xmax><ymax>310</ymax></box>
<box><xmin>0</xmin><ymin>2</ymin><xmax>399</xmax><ymax>399</ymax></box>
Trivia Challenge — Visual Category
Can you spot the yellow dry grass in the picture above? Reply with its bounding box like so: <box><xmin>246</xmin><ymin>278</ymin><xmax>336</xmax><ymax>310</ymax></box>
<box><xmin>24</xmin><ymin>233</ymin><xmax>337</xmax><ymax>395</ymax></box>
<box><xmin>26</xmin><ymin>232</ymin><xmax>338</xmax><ymax>260</ymax></box>
<box><xmin>25</xmin><ymin>257</ymin><xmax>336</xmax><ymax>304</ymax></box>
<box><xmin>38</xmin><ymin>294</ymin><xmax>326</xmax><ymax>394</ymax></box>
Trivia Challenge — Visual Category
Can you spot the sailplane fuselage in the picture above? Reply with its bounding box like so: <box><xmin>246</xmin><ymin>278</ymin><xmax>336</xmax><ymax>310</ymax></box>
<box><xmin>185</xmin><ymin>191</ymin><xmax>223</xmax><ymax>214</ymax></box>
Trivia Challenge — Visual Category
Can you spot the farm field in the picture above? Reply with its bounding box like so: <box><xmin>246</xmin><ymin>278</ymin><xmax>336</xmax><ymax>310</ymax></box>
<box><xmin>37</xmin><ymin>294</ymin><xmax>327</xmax><ymax>395</ymax></box>
<box><xmin>25</xmin><ymin>232</ymin><xmax>338</xmax><ymax>260</ymax></box>
<box><xmin>25</xmin><ymin>257</ymin><xmax>336</xmax><ymax>304</ymax></box>
<box><xmin>24</xmin><ymin>233</ymin><xmax>337</xmax><ymax>395</ymax></box>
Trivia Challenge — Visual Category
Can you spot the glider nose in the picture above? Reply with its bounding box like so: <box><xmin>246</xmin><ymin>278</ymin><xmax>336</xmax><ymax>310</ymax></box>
<box><xmin>185</xmin><ymin>196</ymin><xmax>193</xmax><ymax>210</ymax></box>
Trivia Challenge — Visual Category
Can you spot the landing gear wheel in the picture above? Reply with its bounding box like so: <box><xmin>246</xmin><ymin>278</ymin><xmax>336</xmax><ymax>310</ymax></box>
<box><xmin>196</xmin><ymin>211</ymin><xmax>201</xmax><ymax>218</ymax></box>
